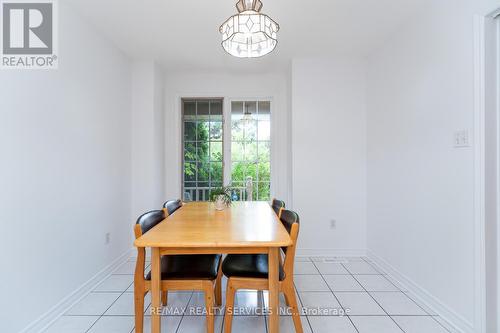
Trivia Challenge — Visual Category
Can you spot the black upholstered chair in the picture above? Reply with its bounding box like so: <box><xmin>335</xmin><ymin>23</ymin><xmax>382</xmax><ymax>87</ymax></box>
<box><xmin>163</xmin><ymin>199</ymin><xmax>183</xmax><ymax>216</ymax></box>
<box><xmin>222</xmin><ymin>209</ymin><xmax>302</xmax><ymax>333</ymax></box>
<box><xmin>271</xmin><ymin>198</ymin><xmax>285</xmax><ymax>218</ymax></box>
<box><xmin>133</xmin><ymin>210</ymin><xmax>222</xmax><ymax>333</ymax></box>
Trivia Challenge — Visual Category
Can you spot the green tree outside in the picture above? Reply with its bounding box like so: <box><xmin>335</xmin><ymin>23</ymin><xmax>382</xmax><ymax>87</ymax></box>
<box><xmin>183</xmin><ymin>104</ymin><xmax>270</xmax><ymax>201</ymax></box>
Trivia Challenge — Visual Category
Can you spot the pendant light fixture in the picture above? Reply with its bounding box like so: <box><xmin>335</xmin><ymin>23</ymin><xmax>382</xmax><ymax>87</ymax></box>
<box><xmin>241</xmin><ymin>103</ymin><xmax>254</xmax><ymax>124</ymax></box>
<box><xmin>219</xmin><ymin>0</ymin><xmax>279</xmax><ymax>58</ymax></box>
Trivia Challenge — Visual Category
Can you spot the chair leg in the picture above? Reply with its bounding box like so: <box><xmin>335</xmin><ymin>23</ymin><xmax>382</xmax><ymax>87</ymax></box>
<box><xmin>134</xmin><ymin>287</ymin><xmax>145</xmax><ymax>333</ymax></box>
<box><xmin>283</xmin><ymin>286</ymin><xmax>291</xmax><ymax>307</ymax></box>
<box><xmin>257</xmin><ymin>290</ymin><xmax>265</xmax><ymax>305</ymax></box>
<box><xmin>215</xmin><ymin>263</ymin><xmax>223</xmax><ymax>306</ymax></box>
<box><xmin>204</xmin><ymin>283</ymin><xmax>215</xmax><ymax>333</ymax></box>
<box><xmin>224</xmin><ymin>279</ymin><xmax>236</xmax><ymax>333</ymax></box>
<box><xmin>283</xmin><ymin>283</ymin><xmax>303</xmax><ymax>333</ymax></box>
<box><xmin>283</xmin><ymin>294</ymin><xmax>291</xmax><ymax>307</ymax></box>
<box><xmin>162</xmin><ymin>291</ymin><xmax>168</xmax><ymax>306</ymax></box>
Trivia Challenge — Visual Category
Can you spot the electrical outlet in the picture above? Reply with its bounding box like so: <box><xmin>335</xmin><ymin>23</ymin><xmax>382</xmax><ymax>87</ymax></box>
<box><xmin>454</xmin><ymin>130</ymin><xmax>470</xmax><ymax>148</ymax></box>
<box><xmin>105</xmin><ymin>232</ymin><xmax>111</xmax><ymax>245</ymax></box>
<box><xmin>330</xmin><ymin>219</ymin><xmax>336</xmax><ymax>229</ymax></box>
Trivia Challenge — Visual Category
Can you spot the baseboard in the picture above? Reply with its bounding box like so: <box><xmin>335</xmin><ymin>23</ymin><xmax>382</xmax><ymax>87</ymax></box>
<box><xmin>20</xmin><ymin>248</ymin><xmax>133</xmax><ymax>333</ymax></box>
<box><xmin>295</xmin><ymin>248</ymin><xmax>367</xmax><ymax>258</ymax></box>
<box><xmin>367</xmin><ymin>250</ymin><xmax>475</xmax><ymax>333</ymax></box>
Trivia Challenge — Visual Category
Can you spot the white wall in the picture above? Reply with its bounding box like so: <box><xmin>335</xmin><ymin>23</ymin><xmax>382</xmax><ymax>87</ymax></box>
<box><xmin>291</xmin><ymin>58</ymin><xmax>367</xmax><ymax>256</ymax></box>
<box><xmin>163</xmin><ymin>71</ymin><xmax>291</xmax><ymax>204</ymax></box>
<box><xmin>0</xmin><ymin>4</ymin><xmax>132</xmax><ymax>332</ymax></box>
<box><xmin>366</xmin><ymin>0</ymin><xmax>500</xmax><ymax>332</ymax></box>
<box><xmin>131</xmin><ymin>61</ymin><xmax>165</xmax><ymax>220</ymax></box>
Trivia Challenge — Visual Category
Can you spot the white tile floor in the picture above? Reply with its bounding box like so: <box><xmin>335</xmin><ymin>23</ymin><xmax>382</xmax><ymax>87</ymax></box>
<box><xmin>43</xmin><ymin>257</ymin><xmax>454</xmax><ymax>333</ymax></box>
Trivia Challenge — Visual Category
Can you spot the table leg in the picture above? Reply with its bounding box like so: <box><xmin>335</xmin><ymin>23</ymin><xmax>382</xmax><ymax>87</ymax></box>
<box><xmin>151</xmin><ymin>247</ymin><xmax>161</xmax><ymax>333</ymax></box>
<box><xmin>268</xmin><ymin>247</ymin><xmax>279</xmax><ymax>333</ymax></box>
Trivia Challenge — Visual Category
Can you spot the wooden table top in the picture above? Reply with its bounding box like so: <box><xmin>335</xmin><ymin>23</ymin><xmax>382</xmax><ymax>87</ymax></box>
<box><xmin>134</xmin><ymin>201</ymin><xmax>292</xmax><ymax>248</ymax></box>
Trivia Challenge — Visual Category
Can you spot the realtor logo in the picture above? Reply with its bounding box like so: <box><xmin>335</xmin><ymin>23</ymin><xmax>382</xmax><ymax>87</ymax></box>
<box><xmin>1</xmin><ymin>0</ymin><xmax>58</xmax><ymax>69</ymax></box>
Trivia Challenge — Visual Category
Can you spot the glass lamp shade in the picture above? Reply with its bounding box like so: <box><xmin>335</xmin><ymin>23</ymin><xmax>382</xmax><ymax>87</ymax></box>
<box><xmin>241</xmin><ymin>110</ymin><xmax>254</xmax><ymax>123</ymax></box>
<box><xmin>219</xmin><ymin>10</ymin><xmax>279</xmax><ymax>58</ymax></box>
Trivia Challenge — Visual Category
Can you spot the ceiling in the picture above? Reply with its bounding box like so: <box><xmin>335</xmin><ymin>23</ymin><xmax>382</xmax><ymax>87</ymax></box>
<box><xmin>66</xmin><ymin>0</ymin><xmax>429</xmax><ymax>74</ymax></box>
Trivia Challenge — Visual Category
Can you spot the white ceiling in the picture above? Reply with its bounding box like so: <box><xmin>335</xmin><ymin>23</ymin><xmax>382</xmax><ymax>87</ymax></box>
<box><xmin>66</xmin><ymin>0</ymin><xmax>429</xmax><ymax>74</ymax></box>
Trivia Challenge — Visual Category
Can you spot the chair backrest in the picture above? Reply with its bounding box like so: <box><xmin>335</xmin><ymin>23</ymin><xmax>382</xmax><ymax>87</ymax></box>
<box><xmin>135</xmin><ymin>209</ymin><xmax>166</xmax><ymax>238</ymax></box>
<box><xmin>133</xmin><ymin>210</ymin><xmax>166</xmax><ymax>281</ymax></box>
<box><xmin>280</xmin><ymin>209</ymin><xmax>300</xmax><ymax>279</ymax></box>
<box><xmin>163</xmin><ymin>199</ymin><xmax>183</xmax><ymax>216</ymax></box>
<box><xmin>271</xmin><ymin>198</ymin><xmax>285</xmax><ymax>217</ymax></box>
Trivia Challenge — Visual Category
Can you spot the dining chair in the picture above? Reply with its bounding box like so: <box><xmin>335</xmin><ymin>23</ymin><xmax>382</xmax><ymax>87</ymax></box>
<box><xmin>271</xmin><ymin>198</ymin><xmax>285</xmax><ymax>218</ymax></box>
<box><xmin>133</xmin><ymin>209</ymin><xmax>223</xmax><ymax>333</ymax></box>
<box><xmin>221</xmin><ymin>209</ymin><xmax>302</xmax><ymax>333</ymax></box>
<box><xmin>163</xmin><ymin>199</ymin><xmax>183</xmax><ymax>216</ymax></box>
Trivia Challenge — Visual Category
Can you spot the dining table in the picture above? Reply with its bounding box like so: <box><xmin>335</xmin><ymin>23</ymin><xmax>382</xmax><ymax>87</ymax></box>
<box><xmin>134</xmin><ymin>201</ymin><xmax>292</xmax><ymax>333</ymax></box>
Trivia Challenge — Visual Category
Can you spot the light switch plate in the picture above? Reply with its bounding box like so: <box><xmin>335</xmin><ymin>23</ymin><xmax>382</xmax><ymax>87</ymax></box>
<box><xmin>454</xmin><ymin>129</ymin><xmax>470</xmax><ymax>148</ymax></box>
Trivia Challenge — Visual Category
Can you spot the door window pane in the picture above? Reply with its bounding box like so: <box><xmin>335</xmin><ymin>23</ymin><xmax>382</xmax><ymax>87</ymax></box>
<box><xmin>258</xmin><ymin>101</ymin><xmax>270</xmax><ymax>117</ymax></box>
<box><xmin>231</xmin><ymin>162</ymin><xmax>246</xmax><ymax>182</ymax></box>
<box><xmin>210</xmin><ymin>121</ymin><xmax>223</xmax><ymax>140</ymax></box>
<box><xmin>210</xmin><ymin>162</ymin><xmax>223</xmax><ymax>183</ymax></box>
<box><xmin>258</xmin><ymin>142</ymin><xmax>270</xmax><ymax>160</ymax></box>
<box><xmin>184</xmin><ymin>162</ymin><xmax>196</xmax><ymax>182</ymax></box>
<box><xmin>197</xmin><ymin>162</ymin><xmax>209</xmax><ymax>182</ymax></box>
<box><xmin>231</xmin><ymin>142</ymin><xmax>244</xmax><ymax>161</ymax></box>
<box><xmin>184</xmin><ymin>122</ymin><xmax>196</xmax><ymax>141</ymax></box>
<box><xmin>258</xmin><ymin>121</ymin><xmax>270</xmax><ymax>140</ymax></box>
<box><xmin>231</xmin><ymin>101</ymin><xmax>244</xmax><ymax>117</ymax></box>
<box><xmin>184</xmin><ymin>102</ymin><xmax>196</xmax><ymax>119</ymax></box>
<box><xmin>257</xmin><ymin>182</ymin><xmax>271</xmax><ymax>201</ymax></box>
<box><xmin>245</xmin><ymin>163</ymin><xmax>257</xmax><ymax>181</ymax></box>
<box><xmin>196</xmin><ymin>122</ymin><xmax>209</xmax><ymax>141</ymax></box>
<box><xmin>258</xmin><ymin>162</ymin><xmax>271</xmax><ymax>182</ymax></box>
<box><xmin>245</xmin><ymin>142</ymin><xmax>258</xmax><ymax>162</ymax></box>
<box><xmin>231</xmin><ymin>100</ymin><xmax>271</xmax><ymax>201</ymax></box>
<box><xmin>182</xmin><ymin>99</ymin><xmax>224</xmax><ymax>201</ymax></box>
<box><xmin>210</xmin><ymin>100</ymin><xmax>223</xmax><ymax>120</ymax></box>
<box><xmin>184</xmin><ymin>142</ymin><xmax>196</xmax><ymax>162</ymax></box>
<box><xmin>244</xmin><ymin>121</ymin><xmax>257</xmax><ymax>141</ymax></box>
<box><xmin>210</xmin><ymin>142</ymin><xmax>223</xmax><ymax>162</ymax></box>
<box><xmin>197</xmin><ymin>143</ymin><xmax>209</xmax><ymax>161</ymax></box>
<box><xmin>197</xmin><ymin>101</ymin><xmax>210</xmax><ymax>119</ymax></box>
<box><xmin>231</xmin><ymin>121</ymin><xmax>244</xmax><ymax>141</ymax></box>
<box><xmin>245</xmin><ymin>101</ymin><xmax>257</xmax><ymax>114</ymax></box>
<box><xmin>183</xmin><ymin>99</ymin><xmax>271</xmax><ymax>202</ymax></box>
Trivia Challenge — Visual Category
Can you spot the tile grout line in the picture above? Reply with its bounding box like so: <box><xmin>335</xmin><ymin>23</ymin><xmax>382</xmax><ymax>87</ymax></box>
<box><xmin>219</xmin><ymin>308</ymin><xmax>225</xmax><ymax>333</ymax></box>
<box><xmin>343</xmin><ymin>262</ymin><xmax>407</xmax><ymax>333</ymax></box>
<box><xmin>359</xmin><ymin>258</ymin><xmax>451</xmax><ymax>325</ymax></box>
<box><xmin>310</xmin><ymin>259</ymin><xmax>360</xmax><ymax>333</ymax></box>
<box><xmin>359</xmin><ymin>257</ymin><xmax>402</xmax><ymax>290</ymax></box>
<box><xmin>263</xmin><ymin>310</ymin><xmax>269</xmax><ymax>333</ymax></box>
<box><xmin>124</xmin><ymin>258</ymin><xmax>148</xmax><ymax>333</ymax></box>
<box><xmin>83</xmin><ymin>280</ymin><xmax>133</xmax><ymax>333</ymax></box>
<box><xmin>174</xmin><ymin>291</ymin><xmax>195</xmax><ymax>333</ymax></box>
<box><xmin>293</xmin><ymin>279</ymin><xmax>315</xmax><ymax>333</ymax></box>
<box><xmin>292</xmin><ymin>256</ymin><xmax>317</xmax><ymax>333</ymax></box>
<box><xmin>262</xmin><ymin>290</ymin><xmax>269</xmax><ymax>333</ymax></box>
<box><xmin>359</xmin><ymin>257</ymin><xmax>452</xmax><ymax>333</ymax></box>
<box><xmin>92</xmin><ymin>274</ymin><xmax>134</xmax><ymax>294</ymax></box>
<box><xmin>60</xmin><ymin>256</ymin><xmax>451</xmax><ymax>333</ymax></box>
<box><xmin>82</xmin><ymin>259</ymin><xmax>173</xmax><ymax>333</ymax></box>
<box><xmin>398</xmin><ymin>291</ymin><xmax>452</xmax><ymax>333</ymax></box>
<box><xmin>399</xmin><ymin>290</ymin><xmax>443</xmax><ymax>316</ymax></box>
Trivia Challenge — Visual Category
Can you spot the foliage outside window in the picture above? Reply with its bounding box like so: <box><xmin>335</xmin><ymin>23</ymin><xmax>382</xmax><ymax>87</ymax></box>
<box><xmin>183</xmin><ymin>99</ymin><xmax>223</xmax><ymax>201</ymax></box>
<box><xmin>231</xmin><ymin>101</ymin><xmax>271</xmax><ymax>201</ymax></box>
